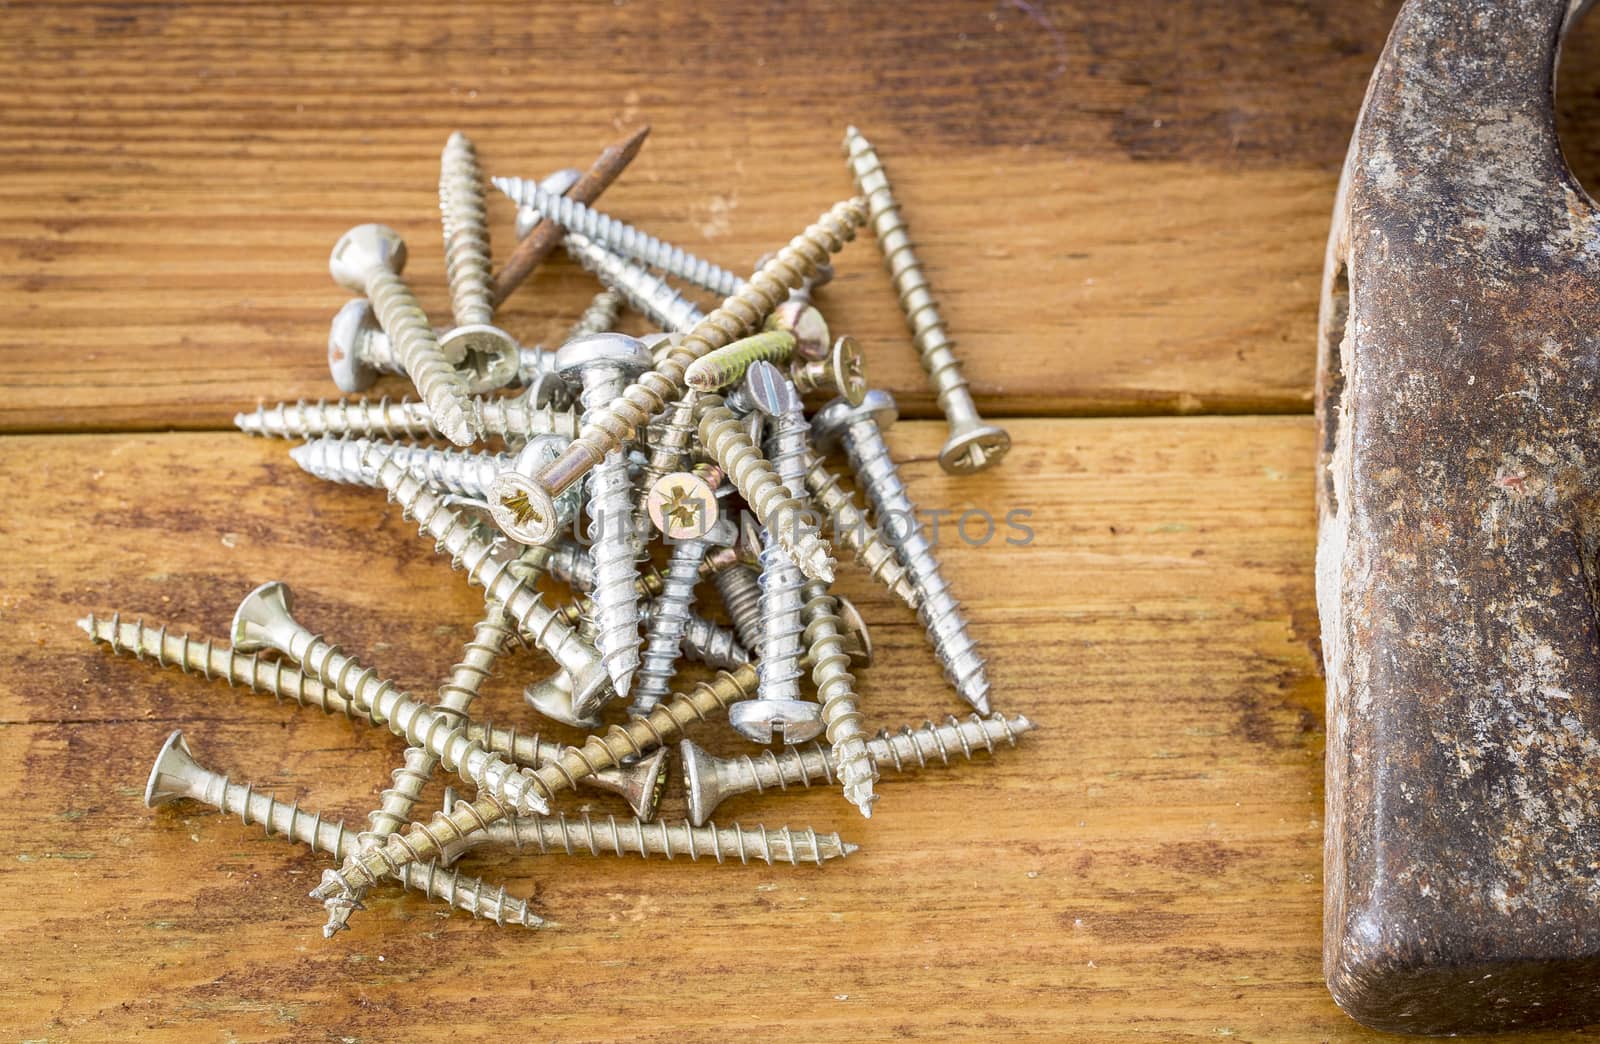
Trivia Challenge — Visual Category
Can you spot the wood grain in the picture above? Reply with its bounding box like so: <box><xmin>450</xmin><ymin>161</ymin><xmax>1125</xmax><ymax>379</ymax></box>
<box><xmin>0</xmin><ymin>415</ymin><xmax>1554</xmax><ymax>1042</ymax></box>
<box><xmin>0</xmin><ymin>0</ymin><xmax>1413</xmax><ymax>432</ymax></box>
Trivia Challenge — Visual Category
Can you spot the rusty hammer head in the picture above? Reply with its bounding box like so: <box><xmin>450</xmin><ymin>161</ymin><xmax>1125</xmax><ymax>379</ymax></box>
<box><xmin>1318</xmin><ymin>0</ymin><xmax>1600</xmax><ymax>1033</ymax></box>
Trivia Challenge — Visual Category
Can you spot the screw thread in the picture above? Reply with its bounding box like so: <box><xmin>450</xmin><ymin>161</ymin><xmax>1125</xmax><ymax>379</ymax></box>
<box><xmin>801</xmin><ymin>582</ymin><xmax>878</xmax><ymax>817</ymax></box>
<box><xmin>577</xmin><ymin>367</ymin><xmax>643</xmax><ymax>702</ymax></box>
<box><xmin>678</xmin><ymin>605</ymin><xmax>748</xmax><ymax>669</ymax></box>
<box><xmin>755</xmin><ymin>536</ymin><xmax>807</xmax><ymax>704</ymax></box>
<box><xmin>375</xmin><ymin>456</ymin><xmax>602</xmax><ymax>688</ymax></box>
<box><xmin>290</xmin><ymin>437</ymin><xmax>510</xmax><ymax>498</ymax></box>
<box><xmin>175</xmin><ymin>762</ymin><xmax>538</xmax><ymax>927</ymax></box>
<box><xmin>365</xmin><ymin>269</ymin><xmax>478</xmax><ymax>446</ymax></box>
<box><xmin>713</xmin><ymin>565</ymin><xmax>766</xmax><ymax>654</ymax></box>
<box><xmin>532</xmin><ymin>198</ymin><xmax>866</xmax><ymax>506</ymax></box>
<box><xmin>843</xmin><ymin>419</ymin><xmax>989</xmax><ymax>713</ymax></box>
<box><xmin>632</xmin><ymin>535</ymin><xmax>707</xmax><ymax>713</ymax></box>
<box><xmin>494</xmin><ymin>176</ymin><xmax>745</xmax><ymax>298</ymax></box>
<box><xmin>684</xmin><ymin>330</ymin><xmax>798</xmax><ymax>393</ymax></box>
<box><xmin>564</xmin><ymin>288</ymin><xmax>626</xmax><ymax>342</ymax></box>
<box><xmin>313</xmin><ymin>665</ymin><xmax>758</xmax><ymax>897</ymax></box>
<box><xmin>460</xmin><ymin>811</ymin><xmax>855</xmax><ymax>866</ymax></box>
<box><xmin>635</xmin><ymin>399</ymin><xmax>698</xmax><ymax>528</ymax></box>
<box><xmin>439</xmin><ymin>132</ymin><xmax>495</xmax><ymax>327</ymax></box>
<box><xmin>803</xmin><ymin>453</ymin><xmax>922</xmax><ymax>612</ymax></box>
<box><xmin>697</xmin><ymin>393</ymin><xmax>835</xmax><ymax>583</ymax></box>
<box><xmin>564</xmin><ymin>232</ymin><xmax>706</xmax><ymax>334</ymax></box>
<box><xmin>235</xmin><ymin>395</ymin><xmax>578</xmax><ymax>442</ymax></box>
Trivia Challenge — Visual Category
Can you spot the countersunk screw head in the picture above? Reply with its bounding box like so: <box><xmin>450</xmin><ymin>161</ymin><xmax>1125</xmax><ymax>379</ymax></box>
<box><xmin>144</xmin><ymin>730</ymin><xmax>200</xmax><ymax>807</ymax></box>
<box><xmin>810</xmin><ymin>389</ymin><xmax>898</xmax><ymax>450</ymax></box>
<box><xmin>834</xmin><ymin>595</ymin><xmax>873</xmax><ymax>667</ymax></box>
<box><xmin>938</xmin><ymin>417</ymin><xmax>1012</xmax><ymax>476</ymax></box>
<box><xmin>230</xmin><ymin>581</ymin><xmax>297</xmax><ymax>654</ymax></box>
<box><xmin>328</xmin><ymin>298</ymin><xmax>378</xmax><ymax>393</ymax></box>
<box><xmin>678</xmin><ymin>739</ymin><xmax>724</xmax><ymax>828</ymax></box>
<box><xmin>646</xmin><ymin>471</ymin><xmax>719</xmax><ymax>540</ymax></box>
<box><xmin>488</xmin><ymin>470</ymin><xmax>561</xmax><ymax>546</ymax></box>
<box><xmin>828</xmin><ymin>335</ymin><xmax>868</xmax><ymax>407</ymax></box>
<box><xmin>764</xmin><ymin>299</ymin><xmax>830</xmax><ymax>361</ymax></box>
<box><xmin>329</xmin><ymin>223</ymin><xmax>406</xmax><ymax>291</ymax></box>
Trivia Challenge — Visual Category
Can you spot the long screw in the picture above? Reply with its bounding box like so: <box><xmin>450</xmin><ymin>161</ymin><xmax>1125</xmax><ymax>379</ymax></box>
<box><xmin>562</xmin><ymin>232</ymin><xmax>704</xmax><ymax>333</ymax></box>
<box><xmin>565</xmin><ymin>288</ymin><xmax>625</xmax><ymax>341</ymax></box>
<box><xmin>842</xmin><ymin>127</ymin><xmax>1011</xmax><ymax>475</ymax></box>
<box><xmin>144</xmin><ymin>731</ymin><xmax>541</xmax><ymax>928</ymax></box>
<box><xmin>814</xmin><ymin>391</ymin><xmax>990</xmax><ymax>714</ymax></box>
<box><xmin>681</xmin><ymin>712</ymin><xmax>1036</xmax><ymax>825</ymax></box>
<box><xmin>502</xmin><ymin>199</ymin><xmax>867</xmax><ymax>550</ymax></box>
<box><xmin>328</xmin><ymin>224</ymin><xmax>479</xmax><ymax>446</ymax></box>
<box><xmin>801</xmin><ymin>584</ymin><xmax>878</xmax><ymax>817</ymax></box>
<box><xmin>234</xmin><ymin>393</ymin><xmax>579</xmax><ymax>443</ymax></box>
<box><xmin>227</xmin><ymin>582</ymin><xmax>551</xmax><ymax>817</ymax></box>
<box><xmin>438</xmin><ymin>132</ymin><xmax>520</xmax><ymax>376</ymax></box>
<box><xmin>78</xmin><ymin>613</ymin><xmax>664</xmax><ymax>814</ymax></box>
<box><xmin>493</xmin><ymin>175</ymin><xmax>745</xmax><ymax>297</ymax></box>
<box><xmin>309</xmin><ymin>665</ymin><xmax>760</xmax><ymax>906</ymax></box>
<box><xmin>803</xmin><ymin>452</ymin><xmax>922</xmax><ymax>613</ymax></box>
<box><xmin>374</xmin><ymin>453</ymin><xmax>612</xmax><ymax>711</ymax></box>
<box><xmin>324</xmin><ymin>605</ymin><xmax>512</xmax><ymax>936</ymax></box>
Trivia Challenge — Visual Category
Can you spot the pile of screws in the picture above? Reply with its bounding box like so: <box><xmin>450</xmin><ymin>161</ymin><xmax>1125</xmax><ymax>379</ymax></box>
<box><xmin>84</xmin><ymin>126</ymin><xmax>1035</xmax><ymax>936</ymax></box>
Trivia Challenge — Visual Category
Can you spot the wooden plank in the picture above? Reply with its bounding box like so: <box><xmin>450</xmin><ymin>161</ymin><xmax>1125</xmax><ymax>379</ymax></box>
<box><xmin>4</xmin><ymin>414</ymin><xmax>1554</xmax><ymax>1042</ymax></box>
<box><xmin>0</xmin><ymin>1</ymin><xmax>1413</xmax><ymax>432</ymax></box>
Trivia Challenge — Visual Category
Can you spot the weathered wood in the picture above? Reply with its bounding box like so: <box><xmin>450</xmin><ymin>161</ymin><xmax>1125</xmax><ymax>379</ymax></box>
<box><xmin>0</xmin><ymin>1</ymin><xmax>1412</xmax><ymax>433</ymax></box>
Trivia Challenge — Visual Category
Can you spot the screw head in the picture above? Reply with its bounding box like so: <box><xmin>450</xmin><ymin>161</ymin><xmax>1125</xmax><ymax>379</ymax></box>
<box><xmin>144</xmin><ymin>730</ymin><xmax>200</xmax><ymax>808</ymax></box>
<box><xmin>646</xmin><ymin>472</ymin><xmax>719</xmax><ymax>540</ymax></box>
<box><xmin>728</xmin><ymin>698</ymin><xmax>826</xmax><ymax>745</ymax></box>
<box><xmin>939</xmin><ymin>418</ymin><xmax>1012</xmax><ymax>475</ymax></box>
<box><xmin>743</xmin><ymin>360</ymin><xmax>801</xmax><ymax>419</ymax></box>
<box><xmin>327</xmin><ymin>299</ymin><xmax>379</xmax><ymax>393</ymax></box>
<box><xmin>810</xmin><ymin>389</ymin><xmax>897</xmax><ymax>450</ymax></box>
<box><xmin>678</xmin><ymin>738</ymin><xmax>725</xmax><ymax>826</ymax></box>
<box><xmin>524</xmin><ymin>671</ymin><xmax>601</xmax><ymax>729</ymax></box>
<box><xmin>329</xmin><ymin>223</ymin><xmax>406</xmax><ymax>291</ymax></box>
<box><xmin>555</xmin><ymin>332</ymin><xmax>654</xmax><ymax>380</ymax></box>
<box><xmin>438</xmin><ymin>321</ymin><xmax>518</xmax><ymax>374</ymax></box>
<box><xmin>834</xmin><ymin>595</ymin><xmax>874</xmax><ymax>667</ymax></box>
<box><xmin>827</xmin><ymin>335</ymin><xmax>868</xmax><ymax>407</ymax></box>
<box><xmin>230</xmin><ymin>581</ymin><xmax>298</xmax><ymax>654</ymax></box>
<box><xmin>765</xmin><ymin>299</ymin><xmax>830</xmax><ymax>361</ymax></box>
<box><xmin>599</xmin><ymin>747</ymin><xmax>671</xmax><ymax>821</ymax></box>
<box><xmin>488</xmin><ymin>471</ymin><xmax>561</xmax><ymax>546</ymax></box>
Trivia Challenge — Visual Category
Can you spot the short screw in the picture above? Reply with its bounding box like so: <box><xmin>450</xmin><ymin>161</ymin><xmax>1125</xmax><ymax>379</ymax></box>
<box><xmin>227</xmin><ymin>582</ymin><xmax>551</xmax><ymax>817</ymax></box>
<box><xmin>714</xmin><ymin>564</ymin><xmax>766</xmax><ymax>655</ymax></box>
<box><xmin>791</xmin><ymin>335</ymin><xmax>867</xmax><ymax>406</ymax></box>
<box><xmin>493</xmin><ymin>174</ymin><xmax>745</xmax><ymax>297</ymax></box>
<box><xmin>801</xmin><ymin>582</ymin><xmax>878</xmax><ymax>818</ymax></box>
<box><xmin>500</xmin><ymin>198</ymin><xmax>868</xmax><ymax>548</ymax></box>
<box><xmin>843</xmin><ymin>126</ymin><xmax>1010</xmax><ymax>474</ymax></box>
<box><xmin>328</xmin><ymin>223</ymin><xmax>479</xmax><ymax>446</ymax></box>
<box><xmin>438</xmin><ymin>132</ymin><xmax>520</xmax><ymax>378</ymax></box>
<box><xmin>681</xmin><ymin>712</ymin><xmax>1037</xmax><ymax>825</ymax></box>
<box><xmin>635</xmin><ymin>398</ymin><xmax>701</xmax><ymax>537</ymax></box>
<box><xmin>684</xmin><ymin>330</ymin><xmax>797</xmax><ymax>393</ymax></box>
<box><xmin>234</xmin><ymin>392</ymin><xmax>579</xmax><ymax>443</ymax></box>
<box><xmin>814</xmin><ymin>390</ymin><xmax>991</xmax><ymax>714</ymax></box>
<box><xmin>327</xmin><ymin>299</ymin><xmax>518</xmax><ymax>396</ymax></box>
<box><xmin>144</xmin><ymin>731</ymin><xmax>541</xmax><ymax>928</ymax></box>
<box><xmin>632</xmin><ymin>516</ymin><xmax>734</xmax><ymax>716</ymax></box>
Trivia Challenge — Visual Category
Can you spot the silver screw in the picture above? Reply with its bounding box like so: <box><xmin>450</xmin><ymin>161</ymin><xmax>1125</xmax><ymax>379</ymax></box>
<box><xmin>563</xmin><ymin>232</ymin><xmax>705</xmax><ymax>333</ymax></box>
<box><xmin>803</xmin><ymin>451</ymin><xmax>921</xmax><ymax>613</ymax></box>
<box><xmin>813</xmin><ymin>390</ymin><xmax>991</xmax><ymax>714</ymax></box>
<box><xmin>842</xmin><ymin>126</ymin><xmax>1011</xmax><ymax>475</ymax></box>
<box><xmin>144</xmin><ymin>731</ymin><xmax>541</xmax><ymax>928</ymax></box>
<box><xmin>715</xmin><ymin>563</ymin><xmax>765</xmax><ymax>656</ymax></box>
<box><xmin>327</xmin><ymin>299</ymin><xmax>517</xmax><ymax>396</ymax></box>
<box><xmin>328</xmin><ymin>223</ymin><xmax>479</xmax><ymax>446</ymax></box>
<box><xmin>227</xmin><ymin>581</ymin><xmax>551</xmax><ymax>817</ymax></box>
<box><xmin>565</xmin><ymin>288</ymin><xmax>625</xmax><ymax>341</ymax></box>
<box><xmin>234</xmin><ymin>391</ymin><xmax>579</xmax><ymax>443</ymax></box>
<box><xmin>681</xmin><ymin>712</ymin><xmax>1036</xmax><ymax>825</ymax></box>
<box><xmin>633</xmin><ymin>515</ymin><xmax>734</xmax><ymax>716</ymax></box>
<box><xmin>493</xmin><ymin>175</ymin><xmax>745</xmax><ymax>297</ymax></box>
<box><xmin>437</xmin><ymin>132</ymin><xmax>520</xmax><ymax>381</ymax></box>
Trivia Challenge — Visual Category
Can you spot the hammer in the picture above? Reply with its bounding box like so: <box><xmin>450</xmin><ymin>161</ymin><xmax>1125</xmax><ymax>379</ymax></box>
<box><xmin>1318</xmin><ymin>0</ymin><xmax>1600</xmax><ymax>1032</ymax></box>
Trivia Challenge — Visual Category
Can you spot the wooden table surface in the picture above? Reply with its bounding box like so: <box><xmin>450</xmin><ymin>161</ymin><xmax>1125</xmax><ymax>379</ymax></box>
<box><xmin>7</xmin><ymin>2</ymin><xmax>1600</xmax><ymax>1040</ymax></box>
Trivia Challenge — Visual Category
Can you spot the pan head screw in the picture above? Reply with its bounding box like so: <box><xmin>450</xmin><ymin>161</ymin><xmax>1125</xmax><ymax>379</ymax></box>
<box><xmin>328</xmin><ymin>298</ymin><xmax>379</xmax><ymax>393</ymax></box>
<box><xmin>329</xmin><ymin>223</ymin><xmax>410</xmax><ymax>296</ymax></box>
<box><xmin>811</xmin><ymin>388</ymin><xmax>898</xmax><ymax>446</ymax></box>
<box><xmin>765</xmin><ymin>299</ymin><xmax>831</xmax><ymax>361</ymax></box>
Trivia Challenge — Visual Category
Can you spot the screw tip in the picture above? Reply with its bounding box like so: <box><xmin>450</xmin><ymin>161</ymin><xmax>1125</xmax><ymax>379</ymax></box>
<box><xmin>75</xmin><ymin>615</ymin><xmax>95</xmax><ymax>636</ymax></box>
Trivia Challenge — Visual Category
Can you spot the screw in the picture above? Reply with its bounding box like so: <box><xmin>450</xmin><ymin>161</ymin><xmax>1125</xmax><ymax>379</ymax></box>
<box><xmin>565</xmin><ymin>288</ymin><xmax>625</xmax><ymax>341</ymax></box>
<box><xmin>715</xmin><ymin>564</ymin><xmax>766</xmax><ymax>655</ymax></box>
<box><xmin>235</xmin><ymin>391</ymin><xmax>579</xmax><ymax>443</ymax></box>
<box><xmin>802</xmin><ymin>451</ymin><xmax>921</xmax><ymax>613</ymax></box>
<box><xmin>635</xmin><ymin>398</ymin><xmax>700</xmax><ymax>537</ymax></box>
<box><xmin>328</xmin><ymin>223</ymin><xmax>479</xmax><ymax>446</ymax></box>
<box><xmin>80</xmin><ymin>613</ymin><xmax>661</xmax><ymax>820</ymax></box>
<box><xmin>731</xmin><ymin>363</ymin><xmax>822</xmax><ymax>744</ymax></box>
<box><xmin>523</xmin><ymin>663</ymin><xmax>602</xmax><ymax>730</ymax></box>
<box><xmin>309</xmin><ymin>664</ymin><xmax>761</xmax><ymax>903</ymax></box>
<box><xmin>813</xmin><ymin>390</ymin><xmax>990</xmax><ymax>714</ymax></box>
<box><xmin>227</xmin><ymin>582</ymin><xmax>551</xmax><ymax>817</ymax></box>
<box><xmin>791</xmin><ymin>335</ymin><xmax>867</xmax><ymax>406</ymax></box>
<box><xmin>681</xmin><ymin>712</ymin><xmax>1037</xmax><ymax>825</ymax></box>
<box><xmin>644</xmin><ymin>470</ymin><xmax>720</xmax><ymax>542</ymax></box>
<box><xmin>441</xmin><ymin>797</ymin><xmax>856</xmax><ymax>866</ymax></box>
<box><xmin>493</xmin><ymin>124</ymin><xmax>651</xmax><ymax>304</ymax></box>
<box><xmin>437</xmin><ymin>132</ymin><xmax>521</xmax><ymax>380</ymax></box>
<box><xmin>500</xmin><ymin>198</ymin><xmax>868</xmax><ymax>548</ymax></box>
<box><xmin>633</xmin><ymin>516</ymin><xmax>735</xmax><ymax>716</ymax></box>
<box><xmin>493</xmin><ymin>175</ymin><xmax>745</xmax><ymax>297</ymax></box>
<box><xmin>144</xmin><ymin>731</ymin><xmax>541</xmax><ymax>928</ymax></box>
<box><xmin>563</xmin><ymin>231</ymin><xmax>705</xmax><ymax>333</ymax></box>
<box><xmin>673</xmin><ymin>604</ymin><xmax>748</xmax><ymax>670</ymax></box>
<box><xmin>373</xmin><ymin>453</ymin><xmax>612</xmax><ymax>710</ymax></box>
<box><xmin>763</xmin><ymin>297</ymin><xmax>832</xmax><ymax>361</ymax></box>
<box><xmin>842</xmin><ymin>127</ymin><xmax>1010</xmax><ymax>475</ymax></box>
<box><xmin>684</xmin><ymin>330</ymin><xmax>797</xmax><ymax>393</ymax></box>
<box><xmin>801</xmin><ymin>582</ymin><xmax>878</xmax><ymax>817</ymax></box>
<box><xmin>327</xmin><ymin>299</ymin><xmax>519</xmax><ymax>396</ymax></box>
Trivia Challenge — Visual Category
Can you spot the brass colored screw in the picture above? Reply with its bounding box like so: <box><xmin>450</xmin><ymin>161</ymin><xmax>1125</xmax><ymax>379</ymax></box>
<box><xmin>328</xmin><ymin>224</ymin><xmax>479</xmax><ymax>446</ymax></box>
<box><xmin>234</xmin><ymin>393</ymin><xmax>579</xmax><ymax>443</ymax></box>
<box><xmin>326</xmin><ymin>299</ymin><xmax>517</xmax><ymax>395</ymax></box>
<box><xmin>801</xmin><ymin>582</ymin><xmax>878</xmax><ymax>818</ymax></box>
<box><xmin>144</xmin><ymin>731</ymin><xmax>541</xmax><ymax>928</ymax></box>
<box><xmin>791</xmin><ymin>335</ymin><xmax>868</xmax><ymax>407</ymax></box>
<box><xmin>681</xmin><ymin>712</ymin><xmax>1037</xmax><ymax>825</ymax></box>
<box><xmin>309</xmin><ymin>665</ymin><xmax>760</xmax><ymax>903</ymax></box>
<box><xmin>683</xmin><ymin>330</ymin><xmax>797</xmax><ymax>393</ymax></box>
<box><xmin>803</xmin><ymin>452</ymin><xmax>922</xmax><ymax>613</ymax></box>
<box><xmin>502</xmin><ymin>198</ymin><xmax>868</xmax><ymax>548</ymax></box>
<box><xmin>842</xmin><ymin>127</ymin><xmax>1010</xmax><ymax>475</ymax></box>
<box><xmin>438</xmin><ymin>132</ymin><xmax>520</xmax><ymax>374</ymax></box>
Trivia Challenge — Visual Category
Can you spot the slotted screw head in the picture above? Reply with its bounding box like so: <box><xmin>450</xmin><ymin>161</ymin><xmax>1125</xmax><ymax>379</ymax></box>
<box><xmin>745</xmin><ymin>360</ymin><xmax>802</xmax><ymax>418</ymax></box>
<box><xmin>810</xmin><ymin>388</ymin><xmax>898</xmax><ymax>449</ymax></box>
<box><xmin>145</xmin><ymin>730</ymin><xmax>202</xmax><ymax>807</ymax></box>
<box><xmin>230</xmin><ymin>581</ymin><xmax>298</xmax><ymax>654</ymax></box>
<box><xmin>765</xmin><ymin>299</ymin><xmax>830</xmax><ymax>360</ymax></box>
<box><xmin>329</xmin><ymin>223</ymin><xmax>407</xmax><ymax>291</ymax></box>
<box><xmin>328</xmin><ymin>298</ymin><xmax>379</xmax><ymax>393</ymax></box>
<box><xmin>828</xmin><ymin>336</ymin><xmax>868</xmax><ymax>407</ymax></box>
<box><xmin>646</xmin><ymin>471</ymin><xmax>719</xmax><ymax>540</ymax></box>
